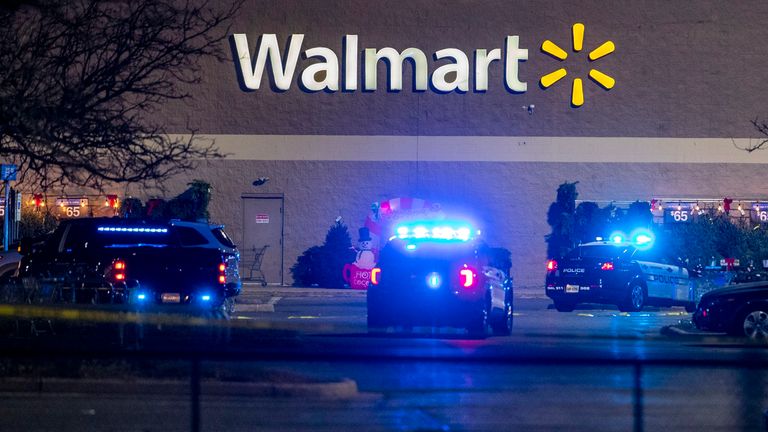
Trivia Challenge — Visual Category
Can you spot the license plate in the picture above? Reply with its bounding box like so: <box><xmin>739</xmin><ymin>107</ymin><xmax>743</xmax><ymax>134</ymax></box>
<box><xmin>565</xmin><ymin>284</ymin><xmax>580</xmax><ymax>293</ymax></box>
<box><xmin>161</xmin><ymin>293</ymin><xmax>181</xmax><ymax>303</ymax></box>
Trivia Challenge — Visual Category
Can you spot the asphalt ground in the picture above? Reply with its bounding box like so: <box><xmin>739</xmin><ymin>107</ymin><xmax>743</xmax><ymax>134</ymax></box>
<box><xmin>0</xmin><ymin>283</ymin><xmax>766</xmax><ymax>431</ymax></box>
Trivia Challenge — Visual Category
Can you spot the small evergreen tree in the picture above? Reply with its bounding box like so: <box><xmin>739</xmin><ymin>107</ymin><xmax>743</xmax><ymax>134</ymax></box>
<box><xmin>290</xmin><ymin>221</ymin><xmax>356</xmax><ymax>288</ymax></box>
<box><xmin>546</xmin><ymin>181</ymin><xmax>579</xmax><ymax>259</ymax></box>
<box><xmin>120</xmin><ymin>198</ymin><xmax>145</xmax><ymax>219</ymax></box>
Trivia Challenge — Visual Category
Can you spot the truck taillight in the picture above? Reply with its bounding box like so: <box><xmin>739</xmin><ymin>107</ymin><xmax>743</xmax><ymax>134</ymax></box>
<box><xmin>459</xmin><ymin>265</ymin><xmax>476</xmax><ymax>288</ymax></box>
<box><xmin>113</xmin><ymin>260</ymin><xmax>126</xmax><ymax>282</ymax></box>
<box><xmin>546</xmin><ymin>259</ymin><xmax>558</xmax><ymax>272</ymax></box>
<box><xmin>218</xmin><ymin>261</ymin><xmax>226</xmax><ymax>284</ymax></box>
<box><xmin>371</xmin><ymin>268</ymin><xmax>381</xmax><ymax>285</ymax></box>
<box><xmin>601</xmin><ymin>262</ymin><xmax>615</xmax><ymax>271</ymax></box>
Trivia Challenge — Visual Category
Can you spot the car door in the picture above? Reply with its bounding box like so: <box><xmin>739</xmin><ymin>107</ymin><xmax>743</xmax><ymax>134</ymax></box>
<box><xmin>633</xmin><ymin>249</ymin><xmax>670</xmax><ymax>300</ymax></box>
<box><xmin>668</xmin><ymin>258</ymin><xmax>690</xmax><ymax>302</ymax></box>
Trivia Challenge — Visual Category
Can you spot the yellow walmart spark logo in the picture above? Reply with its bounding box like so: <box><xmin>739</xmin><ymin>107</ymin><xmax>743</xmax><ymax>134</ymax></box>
<box><xmin>540</xmin><ymin>23</ymin><xmax>615</xmax><ymax>107</ymax></box>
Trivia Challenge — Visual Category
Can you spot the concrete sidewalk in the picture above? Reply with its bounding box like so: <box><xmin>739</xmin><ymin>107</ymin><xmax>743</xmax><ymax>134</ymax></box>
<box><xmin>238</xmin><ymin>283</ymin><xmax>546</xmax><ymax>302</ymax></box>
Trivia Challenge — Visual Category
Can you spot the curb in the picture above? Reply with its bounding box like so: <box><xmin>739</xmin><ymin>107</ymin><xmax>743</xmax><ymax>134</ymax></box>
<box><xmin>0</xmin><ymin>377</ymin><xmax>359</xmax><ymax>399</ymax></box>
<box><xmin>240</xmin><ymin>284</ymin><xmax>549</xmax><ymax>300</ymax></box>
<box><xmin>660</xmin><ymin>324</ymin><xmax>722</xmax><ymax>338</ymax></box>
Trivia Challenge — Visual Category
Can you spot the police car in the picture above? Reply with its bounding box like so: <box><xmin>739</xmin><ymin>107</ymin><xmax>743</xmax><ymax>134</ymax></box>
<box><xmin>545</xmin><ymin>232</ymin><xmax>695</xmax><ymax>312</ymax></box>
<box><xmin>367</xmin><ymin>221</ymin><xmax>513</xmax><ymax>336</ymax></box>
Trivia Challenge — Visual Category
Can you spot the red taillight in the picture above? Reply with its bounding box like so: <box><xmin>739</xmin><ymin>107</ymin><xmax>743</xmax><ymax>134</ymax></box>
<box><xmin>459</xmin><ymin>265</ymin><xmax>476</xmax><ymax>288</ymax></box>
<box><xmin>112</xmin><ymin>260</ymin><xmax>126</xmax><ymax>282</ymax></box>
<box><xmin>371</xmin><ymin>268</ymin><xmax>381</xmax><ymax>285</ymax></box>
<box><xmin>218</xmin><ymin>261</ymin><xmax>226</xmax><ymax>285</ymax></box>
<box><xmin>601</xmin><ymin>262</ymin><xmax>615</xmax><ymax>271</ymax></box>
<box><xmin>546</xmin><ymin>259</ymin><xmax>558</xmax><ymax>271</ymax></box>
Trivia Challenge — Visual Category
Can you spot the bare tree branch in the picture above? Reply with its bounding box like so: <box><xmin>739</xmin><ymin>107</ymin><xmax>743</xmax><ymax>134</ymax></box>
<box><xmin>736</xmin><ymin>117</ymin><xmax>768</xmax><ymax>153</ymax></box>
<box><xmin>0</xmin><ymin>0</ymin><xmax>241</xmax><ymax>190</ymax></box>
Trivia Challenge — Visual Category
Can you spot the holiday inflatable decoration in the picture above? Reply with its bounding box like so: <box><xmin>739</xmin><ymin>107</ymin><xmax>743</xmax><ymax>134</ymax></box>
<box><xmin>343</xmin><ymin>197</ymin><xmax>442</xmax><ymax>289</ymax></box>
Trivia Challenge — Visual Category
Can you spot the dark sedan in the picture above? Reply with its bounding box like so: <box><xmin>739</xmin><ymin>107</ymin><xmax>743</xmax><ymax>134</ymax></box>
<box><xmin>693</xmin><ymin>282</ymin><xmax>768</xmax><ymax>340</ymax></box>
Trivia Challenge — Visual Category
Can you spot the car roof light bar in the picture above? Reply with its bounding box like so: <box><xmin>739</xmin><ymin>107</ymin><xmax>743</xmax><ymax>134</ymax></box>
<box><xmin>98</xmin><ymin>227</ymin><xmax>168</xmax><ymax>233</ymax></box>
<box><xmin>395</xmin><ymin>223</ymin><xmax>474</xmax><ymax>241</ymax></box>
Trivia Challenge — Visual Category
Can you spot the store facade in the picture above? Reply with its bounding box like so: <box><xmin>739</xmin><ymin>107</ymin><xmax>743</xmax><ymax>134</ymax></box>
<box><xmin>122</xmin><ymin>0</ymin><xmax>768</xmax><ymax>290</ymax></box>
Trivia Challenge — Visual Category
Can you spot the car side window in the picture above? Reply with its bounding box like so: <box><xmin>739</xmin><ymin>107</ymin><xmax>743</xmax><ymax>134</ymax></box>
<box><xmin>633</xmin><ymin>249</ymin><xmax>661</xmax><ymax>263</ymax></box>
<box><xmin>211</xmin><ymin>228</ymin><xmax>236</xmax><ymax>248</ymax></box>
<box><xmin>173</xmin><ymin>227</ymin><xmax>208</xmax><ymax>246</ymax></box>
<box><xmin>61</xmin><ymin>223</ymin><xmax>94</xmax><ymax>253</ymax></box>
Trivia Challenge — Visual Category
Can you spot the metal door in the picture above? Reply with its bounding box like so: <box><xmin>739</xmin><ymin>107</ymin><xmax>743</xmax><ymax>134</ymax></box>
<box><xmin>242</xmin><ymin>194</ymin><xmax>284</xmax><ymax>285</ymax></box>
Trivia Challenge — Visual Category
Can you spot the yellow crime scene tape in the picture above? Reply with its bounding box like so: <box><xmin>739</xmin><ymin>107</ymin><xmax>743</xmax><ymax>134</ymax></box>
<box><xmin>0</xmin><ymin>303</ymin><xmax>331</xmax><ymax>332</ymax></box>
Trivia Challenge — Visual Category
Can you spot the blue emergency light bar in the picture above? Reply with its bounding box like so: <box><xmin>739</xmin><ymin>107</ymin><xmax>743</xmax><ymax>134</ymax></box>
<box><xmin>97</xmin><ymin>227</ymin><xmax>168</xmax><ymax>233</ymax></box>
<box><xmin>394</xmin><ymin>222</ymin><xmax>476</xmax><ymax>242</ymax></box>
<box><xmin>607</xmin><ymin>229</ymin><xmax>655</xmax><ymax>250</ymax></box>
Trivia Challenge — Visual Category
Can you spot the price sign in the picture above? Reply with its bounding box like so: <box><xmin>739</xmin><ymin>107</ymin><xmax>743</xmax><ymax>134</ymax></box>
<box><xmin>664</xmin><ymin>204</ymin><xmax>694</xmax><ymax>223</ymax></box>
<box><xmin>55</xmin><ymin>197</ymin><xmax>88</xmax><ymax>218</ymax></box>
<box><xmin>752</xmin><ymin>204</ymin><xmax>768</xmax><ymax>223</ymax></box>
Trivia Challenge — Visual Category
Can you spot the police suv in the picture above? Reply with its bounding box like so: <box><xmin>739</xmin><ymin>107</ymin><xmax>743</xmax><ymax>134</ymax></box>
<box><xmin>367</xmin><ymin>221</ymin><xmax>513</xmax><ymax>336</ymax></box>
<box><xmin>545</xmin><ymin>237</ymin><xmax>694</xmax><ymax>312</ymax></box>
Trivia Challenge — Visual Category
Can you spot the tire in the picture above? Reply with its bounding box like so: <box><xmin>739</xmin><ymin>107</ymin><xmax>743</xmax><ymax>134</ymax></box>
<box><xmin>490</xmin><ymin>302</ymin><xmax>513</xmax><ymax>336</ymax></box>
<box><xmin>554</xmin><ymin>300</ymin><xmax>576</xmax><ymax>312</ymax></box>
<box><xmin>620</xmin><ymin>283</ymin><xmax>646</xmax><ymax>312</ymax></box>
<box><xmin>737</xmin><ymin>309</ymin><xmax>768</xmax><ymax>341</ymax></box>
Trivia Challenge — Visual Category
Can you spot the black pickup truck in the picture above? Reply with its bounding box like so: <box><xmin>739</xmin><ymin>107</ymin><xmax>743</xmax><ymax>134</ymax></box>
<box><xmin>18</xmin><ymin>218</ymin><xmax>241</xmax><ymax>314</ymax></box>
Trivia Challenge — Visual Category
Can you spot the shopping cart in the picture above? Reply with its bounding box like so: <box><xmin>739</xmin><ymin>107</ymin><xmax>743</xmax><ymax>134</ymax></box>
<box><xmin>243</xmin><ymin>245</ymin><xmax>269</xmax><ymax>286</ymax></box>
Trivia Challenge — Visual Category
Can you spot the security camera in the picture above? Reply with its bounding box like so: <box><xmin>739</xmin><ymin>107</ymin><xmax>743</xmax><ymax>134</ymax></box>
<box><xmin>335</xmin><ymin>216</ymin><xmax>343</xmax><ymax>223</ymax></box>
<box><xmin>252</xmin><ymin>177</ymin><xmax>269</xmax><ymax>186</ymax></box>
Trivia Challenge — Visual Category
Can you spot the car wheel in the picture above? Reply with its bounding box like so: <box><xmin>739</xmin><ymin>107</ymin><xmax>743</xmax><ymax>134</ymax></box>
<box><xmin>554</xmin><ymin>300</ymin><xmax>576</xmax><ymax>312</ymax></box>
<box><xmin>491</xmin><ymin>302</ymin><xmax>513</xmax><ymax>336</ymax></box>
<box><xmin>740</xmin><ymin>309</ymin><xmax>768</xmax><ymax>341</ymax></box>
<box><xmin>620</xmin><ymin>283</ymin><xmax>646</xmax><ymax>312</ymax></box>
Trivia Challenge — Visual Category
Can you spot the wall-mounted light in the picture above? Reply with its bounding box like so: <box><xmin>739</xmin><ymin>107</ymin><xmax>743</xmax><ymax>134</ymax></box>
<box><xmin>522</xmin><ymin>104</ymin><xmax>535</xmax><ymax>115</ymax></box>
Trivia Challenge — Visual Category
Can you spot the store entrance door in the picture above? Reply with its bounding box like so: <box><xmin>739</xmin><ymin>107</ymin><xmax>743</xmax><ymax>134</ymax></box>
<box><xmin>241</xmin><ymin>194</ymin><xmax>284</xmax><ymax>285</ymax></box>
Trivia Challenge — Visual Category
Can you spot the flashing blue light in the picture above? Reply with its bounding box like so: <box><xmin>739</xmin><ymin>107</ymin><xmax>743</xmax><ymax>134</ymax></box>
<box><xmin>413</xmin><ymin>226</ymin><xmax>428</xmax><ymax>238</ymax></box>
<box><xmin>201</xmin><ymin>295</ymin><xmax>211</xmax><ymax>302</ymax></box>
<box><xmin>396</xmin><ymin>226</ymin><xmax>408</xmax><ymax>238</ymax></box>
<box><xmin>137</xmin><ymin>293</ymin><xmax>146</xmax><ymax>301</ymax></box>
<box><xmin>612</xmin><ymin>235</ymin><xmax>624</xmax><ymax>244</ymax></box>
<box><xmin>635</xmin><ymin>234</ymin><xmax>652</xmax><ymax>245</ymax></box>
<box><xmin>98</xmin><ymin>226</ymin><xmax>168</xmax><ymax>234</ymax></box>
<box><xmin>630</xmin><ymin>228</ymin><xmax>655</xmax><ymax>250</ymax></box>
<box><xmin>406</xmin><ymin>244</ymin><xmax>417</xmax><ymax>250</ymax></box>
<box><xmin>426</xmin><ymin>272</ymin><xmax>442</xmax><ymax>289</ymax></box>
<box><xmin>393</xmin><ymin>221</ymin><xmax>475</xmax><ymax>242</ymax></box>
